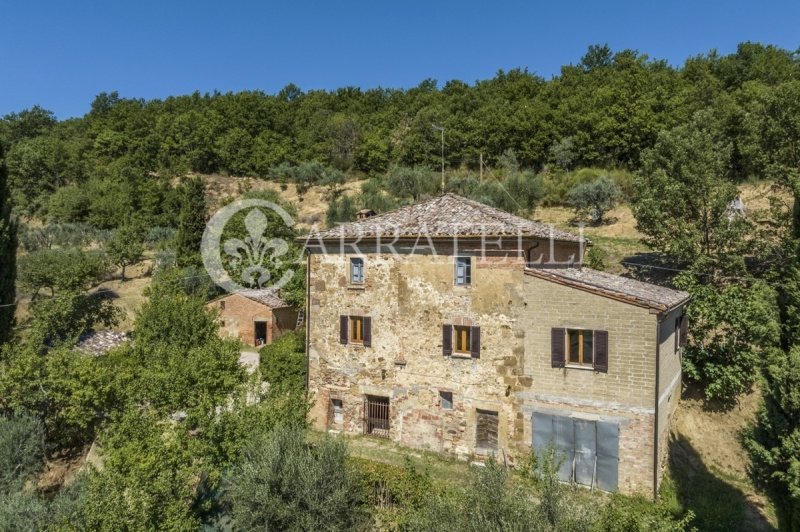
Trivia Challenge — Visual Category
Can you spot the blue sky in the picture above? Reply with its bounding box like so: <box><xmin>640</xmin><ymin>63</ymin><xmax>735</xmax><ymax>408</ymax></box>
<box><xmin>2</xmin><ymin>1</ymin><xmax>798</xmax><ymax>119</ymax></box>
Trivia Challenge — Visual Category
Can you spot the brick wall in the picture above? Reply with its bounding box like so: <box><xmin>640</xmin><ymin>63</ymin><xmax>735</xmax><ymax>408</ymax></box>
<box><xmin>207</xmin><ymin>293</ymin><xmax>295</xmax><ymax>347</ymax></box>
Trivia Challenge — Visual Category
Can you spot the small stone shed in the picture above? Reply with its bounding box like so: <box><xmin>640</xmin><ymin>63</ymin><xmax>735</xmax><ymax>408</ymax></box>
<box><xmin>206</xmin><ymin>289</ymin><xmax>298</xmax><ymax>347</ymax></box>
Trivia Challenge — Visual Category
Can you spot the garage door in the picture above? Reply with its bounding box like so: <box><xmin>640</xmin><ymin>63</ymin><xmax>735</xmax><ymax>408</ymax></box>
<box><xmin>531</xmin><ymin>412</ymin><xmax>619</xmax><ymax>491</ymax></box>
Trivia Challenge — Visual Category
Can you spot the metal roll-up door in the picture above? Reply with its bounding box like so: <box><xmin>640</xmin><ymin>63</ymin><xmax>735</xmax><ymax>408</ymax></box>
<box><xmin>574</xmin><ymin>418</ymin><xmax>597</xmax><ymax>487</ymax></box>
<box><xmin>595</xmin><ymin>421</ymin><xmax>620</xmax><ymax>491</ymax></box>
<box><xmin>532</xmin><ymin>412</ymin><xmax>554</xmax><ymax>453</ymax></box>
<box><xmin>553</xmin><ymin>415</ymin><xmax>575</xmax><ymax>482</ymax></box>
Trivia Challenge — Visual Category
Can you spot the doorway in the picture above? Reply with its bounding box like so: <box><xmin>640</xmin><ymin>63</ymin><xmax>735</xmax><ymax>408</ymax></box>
<box><xmin>254</xmin><ymin>321</ymin><xmax>267</xmax><ymax>346</ymax></box>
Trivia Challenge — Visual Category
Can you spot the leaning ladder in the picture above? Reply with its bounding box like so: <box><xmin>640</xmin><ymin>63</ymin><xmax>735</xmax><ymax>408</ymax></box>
<box><xmin>296</xmin><ymin>311</ymin><xmax>305</xmax><ymax>328</ymax></box>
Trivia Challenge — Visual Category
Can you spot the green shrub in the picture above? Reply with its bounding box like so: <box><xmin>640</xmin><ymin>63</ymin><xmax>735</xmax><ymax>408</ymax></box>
<box><xmin>259</xmin><ymin>329</ymin><xmax>306</xmax><ymax>393</ymax></box>
<box><xmin>220</xmin><ymin>426</ymin><xmax>368</xmax><ymax>531</ymax></box>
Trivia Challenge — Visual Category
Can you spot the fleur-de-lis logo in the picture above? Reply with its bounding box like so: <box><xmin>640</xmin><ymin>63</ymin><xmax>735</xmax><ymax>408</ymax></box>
<box><xmin>202</xmin><ymin>199</ymin><xmax>296</xmax><ymax>293</ymax></box>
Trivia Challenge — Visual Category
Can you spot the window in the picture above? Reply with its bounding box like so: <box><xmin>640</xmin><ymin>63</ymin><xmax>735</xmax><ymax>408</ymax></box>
<box><xmin>675</xmin><ymin>315</ymin><xmax>688</xmax><ymax>352</ymax></box>
<box><xmin>454</xmin><ymin>325</ymin><xmax>471</xmax><ymax>354</ymax></box>
<box><xmin>340</xmin><ymin>315</ymin><xmax>372</xmax><ymax>347</ymax></box>
<box><xmin>567</xmin><ymin>329</ymin><xmax>594</xmax><ymax>366</ymax></box>
<box><xmin>443</xmin><ymin>324</ymin><xmax>481</xmax><ymax>358</ymax></box>
<box><xmin>350</xmin><ymin>316</ymin><xmax>364</xmax><ymax>343</ymax></box>
<box><xmin>439</xmin><ymin>390</ymin><xmax>453</xmax><ymax>410</ymax></box>
<box><xmin>364</xmin><ymin>395</ymin><xmax>390</xmax><ymax>438</ymax></box>
<box><xmin>455</xmin><ymin>256</ymin><xmax>471</xmax><ymax>285</ymax></box>
<box><xmin>551</xmin><ymin>328</ymin><xmax>608</xmax><ymax>372</ymax></box>
<box><xmin>476</xmin><ymin>409</ymin><xmax>498</xmax><ymax>451</ymax></box>
<box><xmin>330</xmin><ymin>398</ymin><xmax>344</xmax><ymax>425</ymax></box>
<box><xmin>350</xmin><ymin>257</ymin><xmax>364</xmax><ymax>284</ymax></box>
<box><xmin>219</xmin><ymin>300</ymin><xmax>225</xmax><ymax>310</ymax></box>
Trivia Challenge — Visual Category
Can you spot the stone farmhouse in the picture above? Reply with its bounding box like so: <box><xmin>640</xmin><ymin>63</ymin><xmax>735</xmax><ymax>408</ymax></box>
<box><xmin>300</xmin><ymin>193</ymin><xmax>689</xmax><ymax>497</ymax></box>
<box><xmin>206</xmin><ymin>288</ymin><xmax>297</xmax><ymax>347</ymax></box>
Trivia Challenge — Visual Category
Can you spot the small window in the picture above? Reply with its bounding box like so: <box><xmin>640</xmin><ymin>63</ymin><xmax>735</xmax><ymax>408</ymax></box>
<box><xmin>330</xmin><ymin>398</ymin><xmax>344</xmax><ymax>425</ymax></box>
<box><xmin>439</xmin><ymin>391</ymin><xmax>453</xmax><ymax>410</ymax></box>
<box><xmin>566</xmin><ymin>329</ymin><xmax>594</xmax><ymax>367</ymax></box>
<box><xmin>219</xmin><ymin>300</ymin><xmax>226</xmax><ymax>310</ymax></box>
<box><xmin>454</xmin><ymin>325</ymin><xmax>471</xmax><ymax>354</ymax></box>
<box><xmin>220</xmin><ymin>320</ymin><xmax>225</xmax><ymax>327</ymax></box>
<box><xmin>350</xmin><ymin>257</ymin><xmax>364</xmax><ymax>284</ymax></box>
<box><xmin>455</xmin><ymin>257</ymin><xmax>471</xmax><ymax>285</ymax></box>
<box><xmin>350</xmin><ymin>316</ymin><xmax>364</xmax><ymax>343</ymax></box>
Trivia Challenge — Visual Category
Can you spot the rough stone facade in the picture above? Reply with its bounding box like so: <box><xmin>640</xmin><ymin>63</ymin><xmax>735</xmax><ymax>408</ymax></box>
<box><xmin>207</xmin><ymin>293</ymin><xmax>297</xmax><ymax>347</ymax></box>
<box><xmin>306</xmin><ymin>233</ymin><xmax>685</xmax><ymax>498</ymax></box>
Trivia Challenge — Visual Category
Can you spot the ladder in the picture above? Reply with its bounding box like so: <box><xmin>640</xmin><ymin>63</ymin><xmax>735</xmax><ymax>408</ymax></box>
<box><xmin>296</xmin><ymin>311</ymin><xmax>305</xmax><ymax>328</ymax></box>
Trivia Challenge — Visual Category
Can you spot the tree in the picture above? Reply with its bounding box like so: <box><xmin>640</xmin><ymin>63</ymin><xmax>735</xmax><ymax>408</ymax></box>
<box><xmin>18</xmin><ymin>249</ymin><xmax>107</xmax><ymax>297</ymax></box>
<box><xmin>676</xmin><ymin>273</ymin><xmax>781</xmax><ymax>401</ymax></box>
<box><xmin>567</xmin><ymin>175</ymin><xmax>621</xmax><ymax>224</ymax></box>
<box><xmin>105</xmin><ymin>224</ymin><xmax>144</xmax><ymax>281</ymax></box>
<box><xmin>634</xmin><ymin>112</ymin><xmax>748</xmax><ymax>280</ymax></box>
<box><xmin>175</xmin><ymin>177</ymin><xmax>206</xmax><ymax>268</ymax></box>
<box><xmin>386</xmin><ymin>165</ymin><xmax>438</xmax><ymax>202</ymax></box>
<box><xmin>0</xmin><ymin>144</ymin><xmax>16</xmax><ymax>343</ymax></box>
<box><xmin>222</xmin><ymin>426</ymin><xmax>368</xmax><ymax>531</ymax></box>
<box><xmin>746</xmin><ymin>346</ymin><xmax>800</xmax><ymax>530</ymax></box>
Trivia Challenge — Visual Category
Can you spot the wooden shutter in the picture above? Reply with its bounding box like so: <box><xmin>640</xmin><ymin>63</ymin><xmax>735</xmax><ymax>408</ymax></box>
<box><xmin>679</xmin><ymin>316</ymin><xmax>688</xmax><ymax>347</ymax></box>
<box><xmin>551</xmin><ymin>328</ymin><xmax>565</xmax><ymax>367</ymax></box>
<box><xmin>339</xmin><ymin>315</ymin><xmax>348</xmax><ymax>345</ymax></box>
<box><xmin>363</xmin><ymin>317</ymin><xmax>372</xmax><ymax>347</ymax></box>
<box><xmin>470</xmin><ymin>326</ymin><xmax>481</xmax><ymax>358</ymax></box>
<box><xmin>442</xmin><ymin>324</ymin><xmax>453</xmax><ymax>356</ymax></box>
<box><xmin>594</xmin><ymin>330</ymin><xmax>609</xmax><ymax>372</ymax></box>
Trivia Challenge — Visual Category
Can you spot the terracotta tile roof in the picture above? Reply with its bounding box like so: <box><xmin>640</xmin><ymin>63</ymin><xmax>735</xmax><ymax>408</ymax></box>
<box><xmin>75</xmin><ymin>330</ymin><xmax>129</xmax><ymax>357</ymax></box>
<box><xmin>303</xmin><ymin>193</ymin><xmax>583</xmax><ymax>242</ymax></box>
<box><xmin>526</xmin><ymin>267</ymin><xmax>690</xmax><ymax>311</ymax></box>
<box><xmin>238</xmin><ymin>288</ymin><xmax>288</xmax><ymax>308</ymax></box>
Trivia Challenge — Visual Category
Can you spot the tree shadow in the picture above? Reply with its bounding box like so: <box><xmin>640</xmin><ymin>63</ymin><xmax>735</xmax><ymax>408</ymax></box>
<box><xmin>668</xmin><ymin>434</ymin><xmax>775</xmax><ymax>531</ymax></box>
<box><xmin>620</xmin><ymin>251</ymin><xmax>682</xmax><ymax>286</ymax></box>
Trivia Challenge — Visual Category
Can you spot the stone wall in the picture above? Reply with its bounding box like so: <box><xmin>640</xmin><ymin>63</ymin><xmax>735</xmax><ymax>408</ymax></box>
<box><xmin>306</xmin><ymin>238</ymin><xmax>680</xmax><ymax>497</ymax></box>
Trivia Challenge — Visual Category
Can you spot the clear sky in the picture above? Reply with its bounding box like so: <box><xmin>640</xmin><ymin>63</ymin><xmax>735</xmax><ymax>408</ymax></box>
<box><xmin>2</xmin><ymin>0</ymin><xmax>798</xmax><ymax>119</ymax></box>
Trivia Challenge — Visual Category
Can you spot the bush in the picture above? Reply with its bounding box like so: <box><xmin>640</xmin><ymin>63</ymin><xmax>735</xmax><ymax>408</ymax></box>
<box><xmin>221</xmin><ymin>426</ymin><xmax>368</xmax><ymax>531</ymax></box>
<box><xmin>47</xmin><ymin>184</ymin><xmax>90</xmax><ymax>223</ymax></box>
<box><xmin>0</xmin><ymin>413</ymin><xmax>44</xmax><ymax>492</ymax></box>
<box><xmin>259</xmin><ymin>329</ymin><xmax>306</xmax><ymax>393</ymax></box>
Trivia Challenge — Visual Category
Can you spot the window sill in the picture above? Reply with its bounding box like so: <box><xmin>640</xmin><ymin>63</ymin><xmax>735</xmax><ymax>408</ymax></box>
<box><xmin>564</xmin><ymin>364</ymin><xmax>597</xmax><ymax>371</ymax></box>
<box><xmin>347</xmin><ymin>284</ymin><xmax>366</xmax><ymax>291</ymax></box>
<box><xmin>450</xmin><ymin>353</ymin><xmax>474</xmax><ymax>360</ymax></box>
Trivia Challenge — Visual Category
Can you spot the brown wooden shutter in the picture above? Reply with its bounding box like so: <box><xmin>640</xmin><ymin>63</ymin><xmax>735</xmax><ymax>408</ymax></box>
<box><xmin>679</xmin><ymin>316</ymin><xmax>688</xmax><ymax>347</ymax></box>
<box><xmin>442</xmin><ymin>324</ymin><xmax>452</xmax><ymax>356</ymax></box>
<box><xmin>363</xmin><ymin>317</ymin><xmax>372</xmax><ymax>347</ymax></box>
<box><xmin>551</xmin><ymin>328</ymin><xmax>565</xmax><ymax>367</ymax></box>
<box><xmin>470</xmin><ymin>326</ymin><xmax>481</xmax><ymax>358</ymax></box>
<box><xmin>339</xmin><ymin>315</ymin><xmax>348</xmax><ymax>345</ymax></box>
<box><xmin>594</xmin><ymin>330</ymin><xmax>609</xmax><ymax>372</ymax></box>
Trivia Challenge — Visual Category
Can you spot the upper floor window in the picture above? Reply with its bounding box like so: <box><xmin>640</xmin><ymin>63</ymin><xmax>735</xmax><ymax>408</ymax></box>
<box><xmin>454</xmin><ymin>325</ymin><xmax>471</xmax><ymax>354</ymax></box>
<box><xmin>674</xmin><ymin>315</ymin><xmax>688</xmax><ymax>352</ymax></box>
<box><xmin>455</xmin><ymin>257</ymin><xmax>471</xmax><ymax>285</ymax></box>
<box><xmin>339</xmin><ymin>314</ymin><xmax>372</xmax><ymax>347</ymax></box>
<box><xmin>567</xmin><ymin>329</ymin><xmax>594</xmax><ymax>367</ymax></box>
<box><xmin>350</xmin><ymin>257</ymin><xmax>365</xmax><ymax>284</ymax></box>
<box><xmin>551</xmin><ymin>327</ymin><xmax>608</xmax><ymax>372</ymax></box>
<box><xmin>442</xmin><ymin>324</ymin><xmax>481</xmax><ymax>358</ymax></box>
<box><xmin>219</xmin><ymin>300</ymin><xmax>226</xmax><ymax>310</ymax></box>
<box><xmin>350</xmin><ymin>316</ymin><xmax>364</xmax><ymax>343</ymax></box>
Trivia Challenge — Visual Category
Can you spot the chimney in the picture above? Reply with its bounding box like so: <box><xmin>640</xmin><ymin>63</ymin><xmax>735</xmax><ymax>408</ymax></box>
<box><xmin>356</xmin><ymin>209</ymin><xmax>376</xmax><ymax>221</ymax></box>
